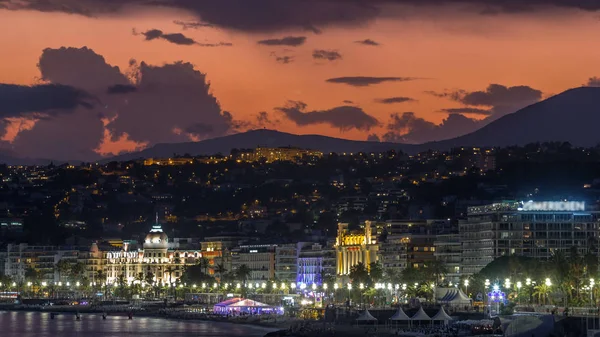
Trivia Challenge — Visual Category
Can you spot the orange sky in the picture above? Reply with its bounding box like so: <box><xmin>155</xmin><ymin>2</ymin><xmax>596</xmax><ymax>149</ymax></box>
<box><xmin>1</xmin><ymin>5</ymin><xmax>599</xmax><ymax>157</ymax></box>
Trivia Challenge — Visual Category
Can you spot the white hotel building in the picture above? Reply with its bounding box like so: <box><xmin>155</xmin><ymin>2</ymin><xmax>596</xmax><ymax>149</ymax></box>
<box><xmin>460</xmin><ymin>201</ymin><xmax>600</xmax><ymax>276</ymax></box>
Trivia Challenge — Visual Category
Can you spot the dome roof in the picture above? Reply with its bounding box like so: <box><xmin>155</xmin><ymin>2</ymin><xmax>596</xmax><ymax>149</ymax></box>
<box><xmin>144</xmin><ymin>224</ymin><xmax>168</xmax><ymax>248</ymax></box>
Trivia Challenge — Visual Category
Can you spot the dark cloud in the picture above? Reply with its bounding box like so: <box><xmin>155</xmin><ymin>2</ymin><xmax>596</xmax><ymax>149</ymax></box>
<box><xmin>312</xmin><ymin>49</ymin><xmax>342</xmax><ymax>61</ymax></box>
<box><xmin>343</xmin><ymin>100</ymin><xmax>354</xmax><ymax>104</ymax></box>
<box><xmin>161</xmin><ymin>33</ymin><xmax>197</xmax><ymax>45</ymax></box>
<box><xmin>270</xmin><ymin>52</ymin><xmax>294</xmax><ymax>64</ymax></box>
<box><xmin>326</xmin><ymin>76</ymin><xmax>418</xmax><ymax>87</ymax></box>
<box><xmin>428</xmin><ymin>83</ymin><xmax>542</xmax><ymax>121</ymax></box>
<box><xmin>275</xmin><ymin>101</ymin><xmax>379</xmax><ymax>131</ymax></box>
<box><xmin>0</xmin><ymin>84</ymin><xmax>93</xmax><ymax>116</ymax></box>
<box><xmin>275</xmin><ymin>56</ymin><xmax>293</xmax><ymax>64</ymax></box>
<box><xmin>7</xmin><ymin>46</ymin><xmax>240</xmax><ymax>160</ymax></box>
<box><xmin>382</xmin><ymin>112</ymin><xmax>480</xmax><ymax>144</ymax></box>
<box><xmin>457</xmin><ymin>84</ymin><xmax>542</xmax><ymax>108</ymax></box>
<box><xmin>375</xmin><ymin>96</ymin><xmax>415</xmax><ymax>104</ymax></box>
<box><xmin>137</xmin><ymin>28</ymin><xmax>231</xmax><ymax>46</ymax></box>
<box><xmin>257</xmin><ymin>36</ymin><xmax>306</xmax><ymax>47</ymax></box>
<box><xmin>5</xmin><ymin>0</ymin><xmax>600</xmax><ymax>33</ymax></box>
<box><xmin>439</xmin><ymin>107</ymin><xmax>491</xmax><ymax>115</ymax></box>
<box><xmin>141</xmin><ymin>29</ymin><xmax>163</xmax><ymax>40</ymax></box>
<box><xmin>173</xmin><ymin>20</ymin><xmax>214</xmax><ymax>29</ymax></box>
<box><xmin>253</xmin><ymin>111</ymin><xmax>280</xmax><ymax>128</ymax></box>
<box><xmin>140</xmin><ymin>29</ymin><xmax>194</xmax><ymax>45</ymax></box>
<box><xmin>586</xmin><ymin>77</ymin><xmax>600</xmax><ymax>87</ymax></box>
<box><xmin>107</xmin><ymin>84</ymin><xmax>137</xmax><ymax>94</ymax></box>
<box><xmin>355</xmin><ymin>39</ymin><xmax>380</xmax><ymax>46</ymax></box>
<box><xmin>184</xmin><ymin>123</ymin><xmax>214</xmax><ymax>135</ymax></box>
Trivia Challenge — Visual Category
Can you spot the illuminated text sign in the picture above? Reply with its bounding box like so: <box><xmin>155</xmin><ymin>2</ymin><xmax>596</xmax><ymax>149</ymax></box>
<box><xmin>521</xmin><ymin>201</ymin><xmax>585</xmax><ymax>212</ymax></box>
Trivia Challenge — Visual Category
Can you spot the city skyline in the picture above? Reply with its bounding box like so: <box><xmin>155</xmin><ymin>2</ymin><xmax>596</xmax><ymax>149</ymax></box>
<box><xmin>1</xmin><ymin>1</ymin><xmax>600</xmax><ymax>161</ymax></box>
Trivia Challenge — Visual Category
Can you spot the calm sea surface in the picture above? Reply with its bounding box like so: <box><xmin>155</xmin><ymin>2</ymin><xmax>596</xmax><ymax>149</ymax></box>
<box><xmin>0</xmin><ymin>311</ymin><xmax>275</xmax><ymax>337</ymax></box>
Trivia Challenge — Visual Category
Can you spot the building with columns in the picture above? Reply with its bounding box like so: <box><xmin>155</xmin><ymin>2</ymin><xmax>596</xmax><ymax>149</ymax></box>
<box><xmin>82</xmin><ymin>224</ymin><xmax>203</xmax><ymax>285</ymax></box>
<box><xmin>334</xmin><ymin>222</ymin><xmax>379</xmax><ymax>276</ymax></box>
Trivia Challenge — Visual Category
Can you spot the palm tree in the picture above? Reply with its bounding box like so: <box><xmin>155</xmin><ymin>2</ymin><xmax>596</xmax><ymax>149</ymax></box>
<box><xmin>96</xmin><ymin>269</ymin><xmax>106</xmax><ymax>299</ymax></box>
<box><xmin>55</xmin><ymin>259</ymin><xmax>71</xmax><ymax>282</ymax></box>
<box><xmin>214</xmin><ymin>263</ymin><xmax>227</xmax><ymax>282</ymax></box>
<box><xmin>534</xmin><ymin>283</ymin><xmax>551</xmax><ymax>305</ymax></box>
<box><xmin>236</xmin><ymin>264</ymin><xmax>251</xmax><ymax>298</ymax></box>
<box><xmin>426</xmin><ymin>260</ymin><xmax>448</xmax><ymax>285</ymax></box>
<box><xmin>199</xmin><ymin>257</ymin><xmax>210</xmax><ymax>275</ymax></box>
<box><xmin>165</xmin><ymin>266</ymin><xmax>175</xmax><ymax>285</ymax></box>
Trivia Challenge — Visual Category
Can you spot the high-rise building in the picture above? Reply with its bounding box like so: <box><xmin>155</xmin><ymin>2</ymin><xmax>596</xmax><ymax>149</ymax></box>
<box><xmin>296</xmin><ymin>242</ymin><xmax>335</xmax><ymax>285</ymax></box>
<box><xmin>460</xmin><ymin>201</ymin><xmax>600</xmax><ymax>276</ymax></box>
<box><xmin>231</xmin><ymin>244</ymin><xmax>276</xmax><ymax>282</ymax></box>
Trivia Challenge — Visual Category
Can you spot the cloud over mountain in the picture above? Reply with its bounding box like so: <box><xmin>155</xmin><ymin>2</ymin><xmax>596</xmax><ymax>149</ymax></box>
<box><xmin>0</xmin><ymin>46</ymin><xmax>243</xmax><ymax>161</ymax></box>
<box><xmin>381</xmin><ymin>112</ymin><xmax>480</xmax><ymax>144</ymax></box>
<box><xmin>276</xmin><ymin>101</ymin><xmax>379</xmax><ymax>131</ymax></box>
<box><xmin>586</xmin><ymin>77</ymin><xmax>600</xmax><ymax>87</ymax></box>
<box><xmin>0</xmin><ymin>84</ymin><xmax>94</xmax><ymax>116</ymax></box>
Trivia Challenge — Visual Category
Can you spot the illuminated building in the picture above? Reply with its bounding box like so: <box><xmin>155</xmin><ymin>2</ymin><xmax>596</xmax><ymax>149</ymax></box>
<box><xmin>460</xmin><ymin>201</ymin><xmax>600</xmax><ymax>276</ymax></box>
<box><xmin>143</xmin><ymin>158</ymin><xmax>195</xmax><ymax>166</ymax></box>
<box><xmin>231</xmin><ymin>244</ymin><xmax>276</xmax><ymax>282</ymax></box>
<box><xmin>237</xmin><ymin>147</ymin><xmax>323</xmax><ymax>163</ymax></box>
<box><xmin>296</xmin><ymin>242</ymin><xmax>336</xmax><ymax>285</ymax></box>
<box><xmin>4</xmin><ymin>244</ymin><xmax>81</xmax><ymax>282</ymax></box>
<box><xmin>83</xmin><ymin>222</ymin><xmax>204</xmax><ymax>285</ymax></box>
<box><xmin>335</xmin><ymin>222</ymin><xmax>379</xmax><ymax>276</ymax></box>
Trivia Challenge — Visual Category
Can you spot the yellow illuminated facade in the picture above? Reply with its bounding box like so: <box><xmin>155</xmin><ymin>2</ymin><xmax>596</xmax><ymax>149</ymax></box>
<box><xmin>239</xmin><ymin>147</ymin><xmax>323</xmax><ymax>163</ymax></box>
<box><xmin>335</xmin><ymin>221</ymin><xmax>379</xmax><ymax>275</ymax></box>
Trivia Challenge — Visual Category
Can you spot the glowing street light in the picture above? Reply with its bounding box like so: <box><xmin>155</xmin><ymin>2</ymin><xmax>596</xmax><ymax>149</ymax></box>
<box><xmin>359</xmin><ymin>283</ymin><xmax>364</xmax><ymax>290</ymax></box>
<box><xmin>504</xmin><ymin>278</ymin><xmax>511</xmax><ymax>289</ymax></box>
<box><xmin>517</xmin><ymin>281</ymin><xmax>522</xmax><ymax>289</ymax></box>
<box><xmin>545</xmin><ymin>278</ymin><xmax>552</xmax><ymax>287</ymax></box>
<box><xmin>311</xmin><ymin>283</ymin><xmax>316</xmax><ymax>290</ymax></box>
<box><xmin>526</xmin><ymin>278</ymin><xmax>531</xmax><ymax>286</ymax></box>
<box><xmin>323</xmin><ymin>283</ymin><xmax>328</xmax><ymax>290</ymax></box>
<box><xmin>485</xmin><ymin>279</ymin><xmax>490</xmax><ymax>287</ymax></box>
<box><xmin>334</xmin><ymin>283</ymin><xmax>339</xmax><ymax>290</ymax></box>
<box><xmin>347</xmin><ymin>283</ymin><xmax>352</xmax><ymax>290</ymax></box>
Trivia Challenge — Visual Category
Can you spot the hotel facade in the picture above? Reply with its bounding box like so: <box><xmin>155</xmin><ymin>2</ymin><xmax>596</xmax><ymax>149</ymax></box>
<box><xmin>460</xmin><ymin>201</ymin><xmax>600</xmax><ymax>276</ymax></box>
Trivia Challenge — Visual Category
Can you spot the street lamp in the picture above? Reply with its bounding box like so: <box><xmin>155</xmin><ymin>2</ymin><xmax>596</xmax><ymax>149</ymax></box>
<box><xmin>464</xmin><ymin>279</ymin><xmax>469</xmax><ymax>296</ymax></box>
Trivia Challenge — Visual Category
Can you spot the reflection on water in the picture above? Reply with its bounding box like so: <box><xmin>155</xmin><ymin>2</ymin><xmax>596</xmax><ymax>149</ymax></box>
<box><xmin>0</xmin><ymin>311</ymin><xmax>273</xmax><ymax>337</ymax></box>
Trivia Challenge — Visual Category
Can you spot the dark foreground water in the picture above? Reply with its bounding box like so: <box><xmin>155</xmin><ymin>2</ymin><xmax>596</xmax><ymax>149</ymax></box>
<box><xmin>0</xmin><ymin>311</ymin><xmax>275</xmax><ymax>337</ymax></box>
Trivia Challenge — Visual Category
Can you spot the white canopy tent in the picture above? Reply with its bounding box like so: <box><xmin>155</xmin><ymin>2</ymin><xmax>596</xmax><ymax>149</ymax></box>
<box><xmin>356</xmin><ymin>309</ymin><xmax>378</xmax><ymax>321</ymax></box>
<box><xmin>389</xmin><ymin>307</ymin><xmax>411</xmax><ymax>328</ymax></box>
<box><xmin>390</xmin><ymin>307</ymin><xmax>411</xmax><ymax>321</ymax></box>
<box><xmin>436</xmin><ymin>288</ymin><xmax>472</xmax><ymax>306</ymax></box>
<box><xmin>431</xmin><ymin>306</ymin><xmax>453</xmax><ymax>325</ymax></box>
<box><xmin>411</xmin><ymin>307</ymin><xmax>432</xmax><ymax>322</ymax></box>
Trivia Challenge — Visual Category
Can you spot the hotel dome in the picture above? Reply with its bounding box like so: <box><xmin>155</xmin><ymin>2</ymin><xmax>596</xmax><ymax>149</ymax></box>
<box><xmin>144</xmin><ymin>225</ymin><xmax>168</xmax><ymax>249</ymax></box>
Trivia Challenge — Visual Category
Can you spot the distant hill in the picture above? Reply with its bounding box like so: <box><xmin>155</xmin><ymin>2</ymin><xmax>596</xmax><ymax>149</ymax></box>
<box><xmin>105</xmin><ymin>129</ymin><xmax>418</xmax><ymax>162</ymax></box>
<box><xmin>422</xmin><ymin>87</ymin><xmax>600</xmax><ymax>150</ymax></box>
<box><xmin>3</xmin><ymin>87</ymin><xmax>600</xmax><ymax>165</ymax></box>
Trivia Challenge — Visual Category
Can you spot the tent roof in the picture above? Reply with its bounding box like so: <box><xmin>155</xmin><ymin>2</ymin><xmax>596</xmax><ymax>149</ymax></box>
<box><xmin>214</xmin><ymin>298</ymin><xmax>271</xmax><ymax>308</ymax></box>
<box><xmin>356</xmin><ymin>309</ymin><xmax>378</xmax><ymax>321</ymax></box>
<box><xmin>432</xmin><ymin>306</ymin><xmax>453</xmax><ymax>321</ymax></box>
<box><xmin>389</xmin><ymin>307</ymin><xmax>411</xmax><ymax>321</ymax></box>
<box><xmin>436</xmin><ymin>288</ymin><xmax>471</xmax><ymax>304</ymax></box>
<box><xmin>411</xmin><ymin>307</ymin><xmax>431</xmax><ymax>320</ymax></box>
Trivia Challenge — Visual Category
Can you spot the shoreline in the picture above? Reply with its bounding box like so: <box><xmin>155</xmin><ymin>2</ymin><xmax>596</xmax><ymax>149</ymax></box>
<box><xmin>0</xmin><ymin>304</ymin><xmax>290</xmax><ymax>330</ymax></box>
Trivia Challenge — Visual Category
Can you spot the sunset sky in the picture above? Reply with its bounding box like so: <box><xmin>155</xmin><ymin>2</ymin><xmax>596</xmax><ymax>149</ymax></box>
<box><xmin>0</xmin><ymin>0</ymin><xmax>599</xmax><ymax>160</ymax></box>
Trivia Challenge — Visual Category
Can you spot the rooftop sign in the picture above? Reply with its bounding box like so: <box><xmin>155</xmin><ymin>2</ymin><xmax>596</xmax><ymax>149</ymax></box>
<box><xmin>520</xmin><ymin>201</ymin><xmax>585</xmax><ymax>212</ymax></box>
